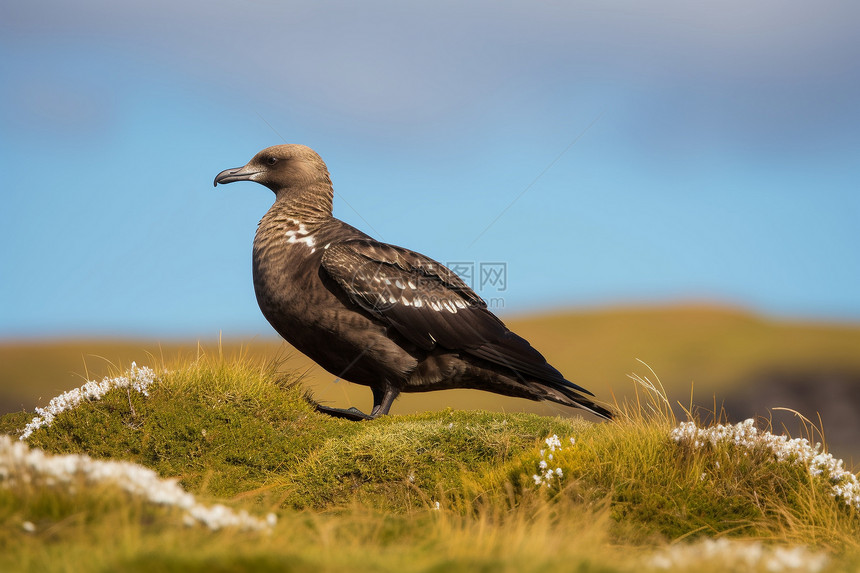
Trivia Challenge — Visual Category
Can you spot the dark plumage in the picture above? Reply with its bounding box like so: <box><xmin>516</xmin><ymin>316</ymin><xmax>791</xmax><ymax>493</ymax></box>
<box><xmin>214</xmin><ymin>144</ymin><xmax>612</xmax><ymax>420</ymax></box>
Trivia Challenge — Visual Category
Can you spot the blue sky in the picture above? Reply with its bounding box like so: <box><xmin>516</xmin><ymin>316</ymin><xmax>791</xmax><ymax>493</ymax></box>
<box><xmin>1</xmin><ymin>1</ymin><xmax>859</xmax><ymax>338</ymax></box>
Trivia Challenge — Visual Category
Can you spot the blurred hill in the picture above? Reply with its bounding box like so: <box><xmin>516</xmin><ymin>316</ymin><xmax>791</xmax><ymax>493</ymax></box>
<box><xmin>2</xmin><ymin>304</ymin><xmax>859</xmax><ymax>459</ymax></box>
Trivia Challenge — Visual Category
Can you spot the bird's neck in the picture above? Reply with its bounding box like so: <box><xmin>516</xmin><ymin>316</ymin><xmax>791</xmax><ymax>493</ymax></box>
<box><xmin>272</xmin><ymin>179</ymin><xmax>334</xmax><ymax>226</ymax></box>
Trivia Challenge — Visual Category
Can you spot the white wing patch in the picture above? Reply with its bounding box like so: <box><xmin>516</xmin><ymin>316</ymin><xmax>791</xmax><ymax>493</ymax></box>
<box><xmin>381</xmin><ymin>271</ymin><xmax>464</xmax><ymax>313</ymax></box>
<box><xmin>285</xmin><ymin>221</ymin><xmax>316</xmax><ymax>252</ymax></box>
<box><xmin>350</xmin><ymin>263</ymin><xmax>467</xmax><ymax>314</ymax></box>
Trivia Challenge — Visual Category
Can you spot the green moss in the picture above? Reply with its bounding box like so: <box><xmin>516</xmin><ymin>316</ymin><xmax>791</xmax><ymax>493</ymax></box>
<box><xmin>287</xmin><ymin>410</ymin><xmax>585</xmax><ymax>509</ymax></box>
<box><xmin>2</xmin><ymin>355</ymin><xmax>860</xmax><ymax>572</ymax></box>
<box><xmin>11</xmin><ymin>358</ymin><xmax>587</xmax><ymax>510</ymax></box>
<box><xmin>20</xmin><ymin>362</ymin><xmax>360</xmax><ymax>499</ymax></box>
<box><xmin>0</xmin><ymin>411</ymin><xmax>29</xmax><ymax>437</ymax></box>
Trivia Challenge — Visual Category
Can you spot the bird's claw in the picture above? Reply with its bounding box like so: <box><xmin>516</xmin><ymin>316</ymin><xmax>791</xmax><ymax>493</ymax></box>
<box><xmin>315</xmin><ymin>404</ymin><xmax>374</xmax><ymax>421</ymax></box>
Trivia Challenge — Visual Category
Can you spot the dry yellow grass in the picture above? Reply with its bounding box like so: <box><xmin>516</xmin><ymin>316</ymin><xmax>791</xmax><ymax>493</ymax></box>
<box><xmin>3</xmin><ymin>304</ymin><xmax>860</xmax><ymax>424</ymax></box>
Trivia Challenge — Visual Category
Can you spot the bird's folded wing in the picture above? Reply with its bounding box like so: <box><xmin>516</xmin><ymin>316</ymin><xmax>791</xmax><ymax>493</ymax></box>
<box><xmin>321</xmin><ymin>240</ymin><xmax>486</xmax><ymax>349</ymax></box>
<box><xmin>321</xmin><ymin>240</ymin><xmax>593</xmax><ymax>396</ymax></box>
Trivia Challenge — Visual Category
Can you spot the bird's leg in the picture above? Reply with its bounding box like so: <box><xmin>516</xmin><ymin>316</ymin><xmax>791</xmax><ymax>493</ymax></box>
<box><xmin>369</xmin><ymin>385</ymin><xmax>400</xmax><ymax>418</ymax></box>
<box><xmin>314</xmin><ymin>385</ymin><xmax>400</xmax><ymax>421</ymax></box>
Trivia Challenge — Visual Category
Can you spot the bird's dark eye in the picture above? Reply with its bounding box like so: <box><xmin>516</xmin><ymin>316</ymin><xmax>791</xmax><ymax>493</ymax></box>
<box><xmin>266</xmin><ymin>156</ymin><xmax>278</xmax><ymax>166</ymax></box>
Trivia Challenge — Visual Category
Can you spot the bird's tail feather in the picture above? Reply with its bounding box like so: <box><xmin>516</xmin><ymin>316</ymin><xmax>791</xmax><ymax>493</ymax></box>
<box><xmin>538</xmin><ymin>383</ymin><xmax>613</xmax><ymax>420</ymax></box>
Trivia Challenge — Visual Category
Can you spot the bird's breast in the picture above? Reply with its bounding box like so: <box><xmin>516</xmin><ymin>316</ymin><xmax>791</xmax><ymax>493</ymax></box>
<box><xmin>253</xmin><ymin>222</ymin><xmax>324</xmax><ymax>317</ymax></box>
<box><xmin>250</xmin><ymin>213</ymin><xmax>419</xmax><ymax>385</ymax></box>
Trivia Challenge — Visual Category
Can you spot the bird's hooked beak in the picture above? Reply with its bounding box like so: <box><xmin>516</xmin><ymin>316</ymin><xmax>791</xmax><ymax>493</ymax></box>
<box><xmin>213</xmin><ymin>164</ymin><xmax>262</xmax><ymax>187</ymax></box>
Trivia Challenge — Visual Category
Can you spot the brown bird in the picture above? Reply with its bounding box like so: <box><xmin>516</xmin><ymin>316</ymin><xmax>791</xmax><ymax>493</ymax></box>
<box><xmin>214</xmin><ymin>144</ymin><xmax>612</xmax><ymax>421</ymax></box>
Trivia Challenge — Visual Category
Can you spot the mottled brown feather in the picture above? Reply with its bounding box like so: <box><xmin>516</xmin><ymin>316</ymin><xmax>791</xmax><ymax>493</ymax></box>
<box><xmin>215</xmin><ymin>144</ymin><xmax>612</xmax><ymax>420</ymax></box>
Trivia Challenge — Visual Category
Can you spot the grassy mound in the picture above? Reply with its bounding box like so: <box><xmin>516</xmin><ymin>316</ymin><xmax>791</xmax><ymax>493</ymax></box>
<box><xmin>3</xmin><ymin>358</ymin><xmax>582</xmax><ymax>511</ymax></box>
<box><xmin>2</xmin><ymin>354</ymin><xmax>859</xmax><ymax>572</ymax></box>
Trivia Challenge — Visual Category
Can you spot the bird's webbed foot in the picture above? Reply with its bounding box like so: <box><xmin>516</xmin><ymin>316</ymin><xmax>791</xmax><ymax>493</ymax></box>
<box><xmin>315</xmin><ymin>404</ymin><xmax>374</xmax><ymax>421</ymax></box>
<box><xmin>314</xmin><ymin>386</ymin><xmax>400</xmax><ymax>421</ymax></box>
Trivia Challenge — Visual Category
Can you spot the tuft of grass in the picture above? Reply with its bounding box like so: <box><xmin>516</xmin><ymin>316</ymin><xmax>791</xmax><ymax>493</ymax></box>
<box><xmin>9</xmin><ymin>352</ymin><xmax>586</xmax><ymax>511</ymax></box>
<box><xmin>500</xmin><ymin>366</ymin><xmax>860</xmax><ymax>549</ymax></box>
<box><xmin>285</xmin><ymin>409</ymin><xmax>587</xmax><ymax>510</ymax></box>
<box><xmin>2</xmin><ymin>352</ymin><xmax>860</xmax><ymax>572</ymax></box>
<box><xmin>19</xmin><ymin>353</ymin><xmax>343</xmax><ymax>500</ymax></box>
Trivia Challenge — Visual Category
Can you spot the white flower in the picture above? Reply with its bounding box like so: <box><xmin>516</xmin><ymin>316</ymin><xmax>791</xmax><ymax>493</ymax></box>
<box><xmin>545</xmin><ymin>435</ymin><xmax>562</xmax><ymax>452</ymax></box>
<box><xmin>0</xmin><ymin>435</ymin><xmax>274</xmax><ymax>531</ymax></box>
<box><xmin>20</xmin><ymin>363</ymin><xmax>157</xmax><ymax>441</ymax></box>
<box><xmin>650</xmin><ymin>538</ymin><xmax>827</xmax><ymax>572</ymax></box>
<box><xmin>671</xmin><ymin>419</ymin><xmax>860</xmax><ymax>513</ymax></box>
<box><xmin>533</xmin><ymin>435</ymin><xmax>569</xmax><ymax>489</ymax></box>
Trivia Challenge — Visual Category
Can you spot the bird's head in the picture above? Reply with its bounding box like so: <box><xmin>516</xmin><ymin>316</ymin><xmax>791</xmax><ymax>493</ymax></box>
<box><xmin>213</xmin><ymin>144</ymin><xmax>330</xmax><ymax>193</ymax></box>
